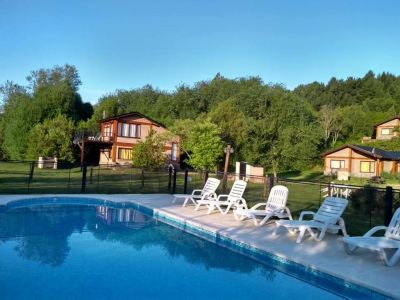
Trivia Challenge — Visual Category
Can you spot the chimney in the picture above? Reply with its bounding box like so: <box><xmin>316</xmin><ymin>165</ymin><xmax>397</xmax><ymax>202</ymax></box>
<box><xmin>372</xmin><ymin>148</ymin><xmax>375</xmax><ymax>154</ymax></box>
<box><xmin>103</xmin><ymin>110</ymin><xmax>106</xmax><ymax>119</ymax></box>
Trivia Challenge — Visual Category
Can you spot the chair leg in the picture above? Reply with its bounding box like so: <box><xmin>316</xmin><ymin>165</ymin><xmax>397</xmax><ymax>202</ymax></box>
<box><xmin>194</xmin><ymin>202</ymin><xmax>201</xmax><ymax>210</ymax></box>
<box><xmin>273</xmin><ymin>225</ymin><xmax>281</xmax><ymax>236</ymax></box>
<box><xmin>182</xmin><ymin>197</ymin><xmax>189</xmax><ymax>207</ymax></box>
<box><xmin>316</xmin><ymin>227</ymin><xmax>328</xmax><ymax>241</ymax></box>
<box><xmin>380</xmin><ymin>249</ymin><xmax>400</xmax><ymax>267</ymax></box>
<box><xmin>221</xmin><ymin>204</ymin><xmax>230</xmax><ymax>215</ymax></box>
<box><xmin>207</xmin><ymin>203</ymin><xmax>218</xmax><ymax>214</ymax></box>
<box><xmin>296</xmin><ymin>227</ymin><xmax>307</xmax><ymax>243</ymax></box>
<box><xmin>338</xmin><ymin>218</ymin><xmax>348</xmax><ymax>237</ymax></box>
<box><xmin>259</xmin><ymin>213</ymin><xmax>273</xmax><ymax>226</ymax></box>
<box><xmin>285</xmin><ymin>208</ymin><xmax>293</xmax><ymax>220</ymax></box>
<box><xmin>343</xmin><ymin>242</ymin><xmax>358</xmax><ymax>255</ymax></box>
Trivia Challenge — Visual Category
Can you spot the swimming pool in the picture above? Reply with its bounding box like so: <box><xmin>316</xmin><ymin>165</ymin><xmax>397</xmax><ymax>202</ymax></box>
<box><xmin>0</xmin><ymin>198</ymin><xmax>389</xmax><ymax>299</ymax></box>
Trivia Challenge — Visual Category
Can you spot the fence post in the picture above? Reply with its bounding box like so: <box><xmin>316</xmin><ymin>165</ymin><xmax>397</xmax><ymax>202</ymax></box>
<box><xmin>28</xmin><ymin>161</ymin><xmax>35</xmax><ymax>183</ymax></box>
<box><xmin>184</xmin><ymin>169</ymin><xmax>189</xmax><ymax>194</ymax></box>
<box><xmin>172</xmin><ymin>167</ymin><xmax>177</xmax><ymax>194</ymax></box>
<box><xmin>268</xmin><ymin>174</ymin><xmax>274</xmax><ymax>194</ymax></box>
<box><xmin>263</xmin><ymin>176</ymin><xmax>268</xmax><ymax>199</ymax></box>
<box><xmin>67</xmin><ymin>167</ymin><xmax>71</xmax><ymax>193</ymax></box>
<box><xmin>130</xmin><ymin>167</ymin><xmax>134</xmax><ymax>193</ymax></box>
<box><xmin>168</xmin><ymin>165</ymin><xmax>173</xmax><ymax>191</ymax></box>
<box><xmin>97</xmin><ymin>166</ymin><xmax>100</xmax><ymax>193</ymax></box>
<box><xmin>81</xmin><ymin>163</ymin><xmax>87</xmax><ymax>193</ymax></box>
<box><xmin>141</xmin><ymin>168</ymin><xmax>145</xmax><ymax>189</ymax></box>
<box><xmin>384</xmin><ymin>186</ymin><xmax>393</xmax><ymax>226</ymax></box>
<box><xmin>89</xmin><ymin>165</ymin><xmax>93</xmax><ymax>184</ymax></box>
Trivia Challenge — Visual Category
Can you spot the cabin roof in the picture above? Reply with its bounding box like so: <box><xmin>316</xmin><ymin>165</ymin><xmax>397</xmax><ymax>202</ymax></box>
<box><xmin>323</xmin><ymin>144</ymin><xmax>400</xmax><ymax>160</ymax></box>
<box><xmin>99</xmin><ymin>112</ymin><xmax>166</xmax><ymax>128</ymax></box>
<box><xmin>373</xmin><ymin>116</ymin><xmax>400</xmax><ymax>128</ymax></box>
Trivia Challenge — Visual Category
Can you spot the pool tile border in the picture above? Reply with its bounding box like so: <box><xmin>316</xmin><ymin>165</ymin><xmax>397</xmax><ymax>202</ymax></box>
<box><xmin>148</xmin><ymin>207</ymin><xmax>392</xmax><ymax>300</ymax></box>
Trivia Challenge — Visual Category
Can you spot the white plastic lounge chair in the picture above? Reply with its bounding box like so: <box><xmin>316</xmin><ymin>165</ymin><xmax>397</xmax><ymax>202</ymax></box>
<box><xmin>343</xmin><ymin>207</ymin><xmax>400</xmax><ymax>266</ymax></box>
<box><xmin>172</xmin><ymin>178</ymin><xmax>220</xmax><ymax>207</ymax></box>
<box><xmin>274</xmin><ymin>197</ymin><xmax>348</xmax><ymax>243</ymax></box>
<box><xmin>196</xmin><ymin>180</ymin><xmax>247</xmax><ymax>214</ymax></box>
<box><xmin>233</xmin><ymin>185</ymin><xmax>291</xmax><ymax>226</ymax></box>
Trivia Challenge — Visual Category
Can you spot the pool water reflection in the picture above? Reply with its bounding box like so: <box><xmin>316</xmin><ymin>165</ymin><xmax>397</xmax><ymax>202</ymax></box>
<box><xmin>0</xmin><ymin>204</ymin><xmax>343</xmax><ymax>299</ymax></box>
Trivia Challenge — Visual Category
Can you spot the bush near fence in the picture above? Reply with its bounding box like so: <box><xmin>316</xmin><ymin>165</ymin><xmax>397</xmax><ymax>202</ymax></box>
<box><xmin>0</xmin><ymin>160</ymin><xmax>398</xmax><ymax>235</ymax></box>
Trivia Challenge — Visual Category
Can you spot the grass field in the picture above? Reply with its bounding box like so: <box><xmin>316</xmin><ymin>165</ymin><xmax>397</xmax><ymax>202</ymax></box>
<box><xmin>1</xmin><ymin>161</ymin><xmax>398</xmax><ymax>235</ymax></box>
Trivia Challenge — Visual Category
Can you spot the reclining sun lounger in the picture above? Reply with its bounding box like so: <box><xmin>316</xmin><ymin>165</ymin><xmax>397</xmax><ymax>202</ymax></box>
<box><xmin>274</xmin><ymin>197</ymin><xmax>348</xmax><ymax>243</ymax></box>
<box><xmin>233</xmin><ymin>185</ymin><xmax>291</xmax><ymax>226</ymax></box>
<box><xmin>343</xmin><ymin>207</ymin><xmax>400</xmax><ymax>266</ymax></box>
<box><xmin>195</xmin><ymin>179</ymin><xmax>247</xmax><ymax>214</ymax></box>
<box><xmin>172</xmin><ymin>177</ymin><xmax>220</xmax><ymax>207</ymax></box>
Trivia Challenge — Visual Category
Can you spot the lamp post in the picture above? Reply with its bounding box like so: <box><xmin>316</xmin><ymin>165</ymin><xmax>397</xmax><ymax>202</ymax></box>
<box><xmin>222</xmin><ymin>144</ymin><xmax>234</xmax><ymax>192</ymax></box>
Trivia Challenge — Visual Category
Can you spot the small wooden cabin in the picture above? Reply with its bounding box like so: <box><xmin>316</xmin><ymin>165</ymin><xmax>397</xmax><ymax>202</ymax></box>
<box><xmin>373</xmin><ymin>116</ymin><xmax>400</xmax><ymax>140</ymax></box>
<box><xmin>323</xmin><ymin>144</ymin><xmax>400</xmax><ymax>178</ymax></box>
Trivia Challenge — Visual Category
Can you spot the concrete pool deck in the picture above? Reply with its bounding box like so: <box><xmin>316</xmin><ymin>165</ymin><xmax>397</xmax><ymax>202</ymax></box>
<box><xmin>0</xmin><ymin>193</ymin><xmax>398</xmax><ymax>299</ymax></box>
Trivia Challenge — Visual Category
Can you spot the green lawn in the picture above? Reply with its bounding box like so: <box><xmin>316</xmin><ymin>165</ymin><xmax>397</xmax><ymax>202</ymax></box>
<box><xmin>0</xmin><ymin>161</ymin><xmax>395</xmax><ymax>235</ymax></box>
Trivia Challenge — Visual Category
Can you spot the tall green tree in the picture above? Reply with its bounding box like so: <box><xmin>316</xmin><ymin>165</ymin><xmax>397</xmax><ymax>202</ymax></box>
<box><xmin>131</xmin><ymin>130</ymin><xmax>168</xmax><ymax>169</ymax></box>
<box><xmin>172</xmin><ymin>119</ymin><xmax>223</xmax><ymax>170</ymax></box>
<box><xmin>26</xmin><ymin>115</ymin><xmax>75</xmax><ymax>162</ymax></box>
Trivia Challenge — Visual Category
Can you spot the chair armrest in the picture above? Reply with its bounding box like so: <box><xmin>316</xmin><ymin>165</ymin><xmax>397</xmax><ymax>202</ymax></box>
<box><xmin>364</xmin><ymin>226</ymin><xmax>388</xmax><ymax>237</ymax></box>
<box><xmin>299</xmin><ymin>211</ymin><xmax>315</xmax><ymax>220</ymax></box>
<box><xmin>235</xmin><ymin>198</ymin><xmax>248</xmax><ymax>210</ymax></box>
<box><xmin>201</xmin><ymin>192</ymin><xmax>217</xmax><ymax>200</ymax></box>
<box><xmin>216</xmin><ymin>194</ymin><xmax>229</xmax><ymax>201</ymax></box>
<box><xmin>250</xmin><ymin>203</ymin><xmax>267</xmax><ymax>210</ymax></box>
<box><xmin>191</xmin><ymin>189</ymin><xmax>202</xmax><ymax>196</ymax></box>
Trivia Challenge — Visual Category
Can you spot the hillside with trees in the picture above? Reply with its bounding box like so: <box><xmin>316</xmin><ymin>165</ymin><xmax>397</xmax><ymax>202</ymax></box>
<box><xmin>1</xmin><ymin>65</ymin><xmax>400</xmax><ymax>174</ymax></box>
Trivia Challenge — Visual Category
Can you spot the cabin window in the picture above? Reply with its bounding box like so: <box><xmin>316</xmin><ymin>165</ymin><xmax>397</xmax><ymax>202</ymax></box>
<box><xmin>360</xmin><ymin>161</ymin><xmax>375</xmax><ymax>173</ymax></box>
<box><xmin>117</xmin><ymin>123</ymin><xmax>141</xmax><ymax>138</ymax></box>
<box><xmin>118</xmin><ymin>148</ymin><xmax>133</xmax><ymax>160</ymax></box>
<box><xmin>381</xmin><ymin>128</ymin><xmax>393</xmax><ymax>135</ymax></box>
<box><xmin>171</xmin><ymin>143</ymin><xmax>178</xmax><ymax>161</ymax></box>
<box><xmin>103</xmin><ymin>123</ymin><xmax>113</xmax><ymax>137</ymax></box>
<box><xmin>330</xmin><ymin>160</ymin><xmax>345</xmax><ymax>169</ymax></box>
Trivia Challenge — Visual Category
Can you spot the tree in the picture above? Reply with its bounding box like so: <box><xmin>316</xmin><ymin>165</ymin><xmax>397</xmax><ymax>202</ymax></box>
<box><xmin>131</xmin><ymin>130</ymin><xmax>168</xmax><ymax>169</ymax></box>
<box><xmin>172</xmin><ymin>119</ymin><xmax>223</xmax><ymax>170</ymax></box>
<box><xmin>26</xmin><ymin>115</ymin><xmax>75</xmax><ymax>162</ymax></box>
<box><xmin>319</xmin><ymin>105</ymin><xmax>335</xmax><ymax>148</ymax></box>
<box><xmin>242</xmin><ymin>89</ymin><xmax>320</xmax><ymax>176</ymax></box>
<box><xmin>208</xmin><ymin>99</ymin><xmax>248</xmax><ymax>152</ymax></box>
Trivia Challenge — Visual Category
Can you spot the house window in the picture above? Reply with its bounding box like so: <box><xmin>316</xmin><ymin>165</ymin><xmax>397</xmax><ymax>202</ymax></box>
<box><xmin>171</xmin><ymin>143</ymin><xmax>178</xmax><ymax>161</ymax></box>
<box><xmin>118</xmin><ymin>148</ymin><xmax>133</xmax><ymax>160</ymax></box>
<box><xmin>117</xmin><ymin>123</ymin><xmax>141</xmax><ymax>138</ymax></box>
<box><xmin>103</xmin><ymin>123</ymin><xmax>113</xmax><ymax>137</ymax></box>
<box><xmin>381</xmin><ymin>128</ymin><xmax>393</xmax><ymax>135</ymax></box>
<box><xmin>360</xmin><ymin>161</ymin><xmax>375</xmax><ymax>173</ymax></box>
<box><xmin>330</xmin><ymin>160</ymin><xmax>345</xmax><ymax>169</ymax></box>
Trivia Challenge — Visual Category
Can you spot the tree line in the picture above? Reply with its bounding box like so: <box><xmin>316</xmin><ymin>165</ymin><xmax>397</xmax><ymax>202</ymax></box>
<box><xmin>1</xmin><ymin>65</ymin><xmax>400</xmax><ymax>174</ymax></box>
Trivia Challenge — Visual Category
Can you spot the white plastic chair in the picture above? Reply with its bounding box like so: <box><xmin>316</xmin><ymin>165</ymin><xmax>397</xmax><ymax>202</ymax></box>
<box><xmin>274</xmin><ymin>197</ymin><xmax>348</xmax><ymax>243</ymax></box>
<box><xmin>196</xmin><ymin>180</ymin><xmax>247</xmax><ymax>214</ymax></box>
<box><xmin>173</xmin><ymin>177</ymin><xmax>220</xmax><ymax>207</ymax></box>
<box><xmin>233</xmin><ymin>185</ymin><xmax>291</xmax><ymax>226</ymax></box>
<box><xmin>343</xmin><ymin>207</ymin><xmax>400</xmax><ymax>266</ymax></box>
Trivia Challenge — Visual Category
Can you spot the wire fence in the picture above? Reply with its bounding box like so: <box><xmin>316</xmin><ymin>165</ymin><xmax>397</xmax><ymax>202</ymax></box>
<box><xmin>0</xmin><ymin>160</ymin><xmax>399</xmax><ymax>235</ymax></box>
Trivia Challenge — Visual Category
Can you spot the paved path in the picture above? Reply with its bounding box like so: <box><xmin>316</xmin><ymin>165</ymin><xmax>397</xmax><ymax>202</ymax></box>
<box><xmin>0</xmin><ymin>194</ymin><xmax>398</xmax><ymax>299</ymax></box>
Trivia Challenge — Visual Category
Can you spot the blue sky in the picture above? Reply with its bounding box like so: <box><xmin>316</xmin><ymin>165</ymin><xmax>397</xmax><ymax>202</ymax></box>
<box><xmin>0</xmin><ymin>0</ymin><xmax>399</xmax><ymax>103</ymax></box>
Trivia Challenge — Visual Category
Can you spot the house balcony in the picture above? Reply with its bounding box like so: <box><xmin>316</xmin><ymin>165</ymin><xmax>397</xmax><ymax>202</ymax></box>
<box><xmin>73</xmin><ymin>131</ymin><xmax>114</xmax><ymax>145</ymax></box>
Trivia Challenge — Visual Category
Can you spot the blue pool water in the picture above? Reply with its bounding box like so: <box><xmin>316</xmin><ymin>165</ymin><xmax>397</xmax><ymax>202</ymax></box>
<box><xmin>0</xmin><ymin>199</ymin><xmax>386</xmax><ymax>299</ymax></box>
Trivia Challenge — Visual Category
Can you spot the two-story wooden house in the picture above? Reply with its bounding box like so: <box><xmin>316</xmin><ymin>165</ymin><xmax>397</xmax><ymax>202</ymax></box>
<box><xmin>97</xmin><ymin>112</ymin><xmax>180</xmax><ymax>165</ymax></box>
